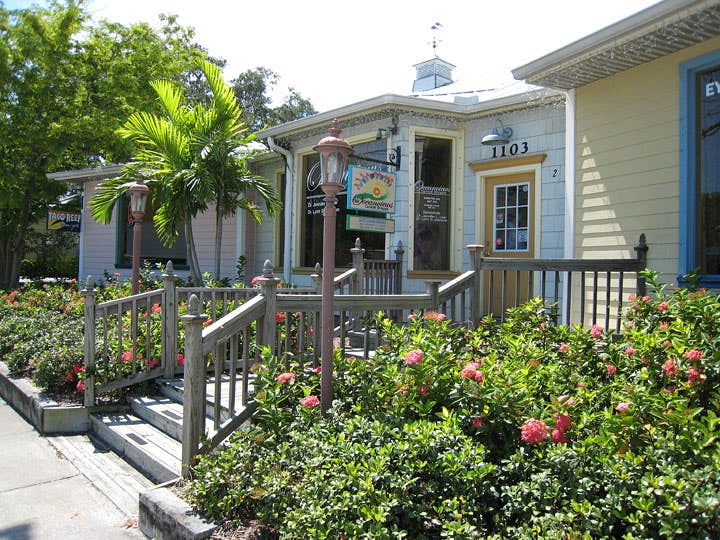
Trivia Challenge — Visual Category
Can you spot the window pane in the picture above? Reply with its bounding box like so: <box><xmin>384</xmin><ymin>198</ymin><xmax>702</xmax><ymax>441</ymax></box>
<box><xmin>300</xmin><ymin>141</ymin><xmax>387</xmax><ymax>268</ymax></box>
<box><xmin>413</xmin><ymin>136</ymin><xmax>452</xmax><ymax>270</ymax></box>
<box><xmin>699</xmin><ymin>68</ymin><xmax>720</xmax><ymax>274</ymax></box>
<box><xmin>493</xmin><ymin>181</ymin><xmax>530</xmax><ymax>253</ymax></box>
<box><xmin>121</xmin><ymin>197</ymin><xmax>186</xmax><ymax>266</ymax></box>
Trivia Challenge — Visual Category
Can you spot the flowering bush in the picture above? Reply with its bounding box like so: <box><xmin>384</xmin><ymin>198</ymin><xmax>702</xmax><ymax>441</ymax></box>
<box><xmin>188</xmin><ymin>273</ymin><xmax>720</xmax><ymax>538</ymax></box>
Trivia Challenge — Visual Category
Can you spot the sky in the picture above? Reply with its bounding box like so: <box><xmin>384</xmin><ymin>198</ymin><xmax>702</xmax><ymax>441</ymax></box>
<box><xmin>7</xmin><ymin>0</ymin><xmax>663</xmax><ymax>112</ymax></box>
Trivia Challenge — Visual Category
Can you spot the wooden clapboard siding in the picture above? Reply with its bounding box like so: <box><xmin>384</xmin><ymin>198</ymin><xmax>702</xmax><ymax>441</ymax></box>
<box><xmin>81</xmin><ymin>179</ymin><xmax>240</xmax><ymax>282</ymax></box>
<box><xmin>574</xmin><ymin>36</ymin><xmax>720</xmax><ymax>286</ymax></box>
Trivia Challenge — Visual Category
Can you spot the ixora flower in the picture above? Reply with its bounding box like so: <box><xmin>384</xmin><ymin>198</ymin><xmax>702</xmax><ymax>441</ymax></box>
<box><xmin>176</xmin><ymin>353</ymin><xmax>185</xmax><ymax>367</ymax></box>
<box><xmin>460</xmin><ymin>362</ymin><xmax>483</xmax><ymax>382</ymax></box>
<box><xmin>277</xmin><ymin>372</ymin><xmax>295</xmax><ymax>383</ymax></box>
<box><xmin>625</xmin><ymin>345</ymin><xmax>637</xmax><ymax>356</ymax></box>
<box><xmin>615</xmin><ymin>402</ymin><xmax>632</xmax><ymax>415</ymax></box>
<box><xmin>551</xmin><ymin>428</ymin><xmax>568</xmax><ymax>444</ymax></box>
<box><xmin>683</xmin><ymin>349</ymin><xmax>704</xmax><ymax>362</ymax></box>
<box><xmin>687</xmin><ymin>366</ymin><xmax>704</xmax><ymax>385</ymax></box>
<box><xmin>658</xmin><ymin>301</ymin><xmax>670</xmax><ymax>312</ymax></box>
<box><xmin>559</xmin><ymin>342</ymin><xmax>569</xmax><ymax>353</ymax></box>
<box><xmin>520</xmin><ymin>418</ymin><xmax>548</xmax><ymax>445</ymax></box>
<box><xmin>404</xmin><ymin>349</ymin><xmax>424</xmax><ymax>365</ymax></box>
<box><xmin>472</xmin><ymin>417</ymin><xmax>484</xmax><ymax>429</ymax></box>
<box><xmin>423</xmin><ymin>311</ymin><xmax>447</xmax><ymax>322</ymax></box>
<box><xmin>76</xmin><ymin>380</ymin><xmax>86</xmax><ymax>392</ymax></box>
<box><xmin>275</xmin><ymin>312</ymin><xmax>286</xmax><ymax>323</ymax></box>
<box><xmin>554</xmin><ymin>412</ymin><xmax>572</xmax><ymax>431</ymax></box>
<box><xmin>662</xmin><ymin>358</ymin><xmax>679</xmax><ymax>378</ymax></box>
<box><xmin>299</xmin><ymin>395</ymin><xmax>320</xmax><ymax>408</ymax></box>
<box><xmin>606</xmin><ymin>364</ymin><xmax>617</xmax><ymax>376</ymax></box>
<box><xmin>591</xmin><ymin>325</ymin><xmax>603</xmax><ymax>339</ymax></box>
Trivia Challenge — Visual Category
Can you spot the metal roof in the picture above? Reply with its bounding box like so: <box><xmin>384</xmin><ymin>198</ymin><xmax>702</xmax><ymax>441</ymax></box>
<box><xmin>512</xmin><ymin>0</ymin><xmax>720</xmax><ymax>90</ymax></box>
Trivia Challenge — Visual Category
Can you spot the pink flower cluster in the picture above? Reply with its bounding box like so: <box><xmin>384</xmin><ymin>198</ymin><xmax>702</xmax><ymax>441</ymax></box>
<box><xmin>300</xmin><ymin>395</ymin><xmax>319</xmax><ymax>407</ymax></box>
<box><xmin>404</xmin><ymin>349</ymin><xmax>424</xmax><ymax>365</ymax></box>
<box><xmin>591</xmin><ymin>325</ymin><xmax>603</xmax><ymax>339</ymax></box>
<box><xmin>277</xmin><ymin>372</ymin><xmax>295</xmax><ymax>383</ymax></box>
<box><xmin>662</xmin><ymin>358</ymin><xmax>679</xmax><ymax>378</ymax></box>
<box><xmin>460</xmin><ymin>361</ymin><xmax>484</xmax><ymax>383</ymax></box>
<box><xmin>615</xmin><ymin>401</ymin><xmax>632</xmax><ymax>415</ymax></box>
<box><xmin>520</xmin><ymin>418</ymin><xmax>548</xmax><ymax>445</ymax></box>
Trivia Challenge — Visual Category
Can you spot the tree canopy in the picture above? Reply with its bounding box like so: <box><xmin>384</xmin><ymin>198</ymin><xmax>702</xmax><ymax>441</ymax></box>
<box><xmin>0</xmin><ymin>0</ymin><xmax>314</xmax><ymax>289</ymax></box>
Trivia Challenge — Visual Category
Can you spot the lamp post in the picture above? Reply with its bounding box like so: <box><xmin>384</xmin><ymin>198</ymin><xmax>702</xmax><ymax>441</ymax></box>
<box><xmin>313</xmin><ymin>119</ymin><xmax>352</xmax><ymax>414</ymax></box>
<box><xmin>128</xmin><ymin>178</ymin><xmax>150</xmax><ymax>295</ymax></box>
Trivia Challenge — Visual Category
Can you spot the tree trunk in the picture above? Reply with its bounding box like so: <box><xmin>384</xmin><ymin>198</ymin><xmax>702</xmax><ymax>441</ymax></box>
<box><xmin>184</xmin><ymin>218</ymin><xmax>202</xmax><ymax>285</ymax></box>
<box><xmin>214</xmin><ymin>196</ymin><xmax>222</xmax><ymax>280</ymax></box>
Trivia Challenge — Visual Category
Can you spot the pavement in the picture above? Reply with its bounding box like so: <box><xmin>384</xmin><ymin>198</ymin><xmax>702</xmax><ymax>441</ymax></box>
<box><xmin>0</xmin><ymin>396</ymin><xmax>148</xmax><ymax>539</ymax></box>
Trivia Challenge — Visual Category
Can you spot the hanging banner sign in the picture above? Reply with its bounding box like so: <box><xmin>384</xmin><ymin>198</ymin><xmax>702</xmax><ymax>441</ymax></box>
<box><xmin>47</xmin><ymin>210</ymin><xmax>81</xmax><ymax>232</ymax></box>
<box><xmin>347</xmin><ymin>166</ymin><xmax>396</xmax><ymax>214</ymax></box>
<box><xmin>346</xmin><ymin>215</ymin><xmax>395</xmax><ymax>234</ymax></box>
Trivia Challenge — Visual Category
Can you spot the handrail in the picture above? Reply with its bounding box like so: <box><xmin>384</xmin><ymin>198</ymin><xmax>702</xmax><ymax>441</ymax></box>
<box><xmin>438</xmin><ymin>271</ymin><xmax>475</xmax><ymax>301</ymax></box>
<box><xmin>201</xmin><ymin>295</ymin><xmax>266</xmax><ymax>356</ymax></box>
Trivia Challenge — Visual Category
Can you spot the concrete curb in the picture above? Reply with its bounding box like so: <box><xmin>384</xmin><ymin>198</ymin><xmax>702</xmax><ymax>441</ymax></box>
<box><xmin>139</xmin><ymin>480</ymin><xmax>219</xmax><ymax>540</ymax></box>
<box><xmin>0</xmin><ymin>360</ymin><xmax>89</xmax><ymax>433</ymax></box>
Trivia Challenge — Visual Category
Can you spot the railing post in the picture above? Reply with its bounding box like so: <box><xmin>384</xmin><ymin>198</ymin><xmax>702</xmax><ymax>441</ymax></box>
<box><xmin>467</xmin><ymin>245</ymin><xmax>484</xmax><ymax>326</ymax></box>
<box><xmin>257</xmin><ymin>260</ymin><xmax>281</xmax><ymax>355</ymax></box>
<box><xmin>351</xmin><ymin>238</ymin><xmax>365</xmax><ymax>294</ymax></box>
<box><xmin>634</xmin><ymin>233</ymin><xmax>648</xmax><ymax>298</ymax></box>
<box><xmin>81</xmin><ymin>276</ymin><xmax>96</xmax><ymax>407</ymax></box>
<box><xmin>311</xmin><ymin>264</ymin><xmax>322</xmax><ymax>364</ymax></box>
<box><xmin>394</xmin><ymin>240</ymin><xmax>404</xmax><ymax>294</ymax></box>
<box><xmin>162</xmin><ymin>261</ymin><xmax>179</xmax><ymax>378</ymax></box>
<box><xmin>425</xmin><ymin>280</ymin><xmax>441</xmax><ymax>311</ymax></box>
<box><xmin>181</xmin><ymin>294</ymin><xmax>208</xmax><ymax>479</ymax></box>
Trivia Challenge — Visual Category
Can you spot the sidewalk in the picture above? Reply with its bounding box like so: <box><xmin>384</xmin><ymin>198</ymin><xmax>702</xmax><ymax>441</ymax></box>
<box><xmin>0</xmin><ymin>396</ymin><xmax>149</xmax><ymax>539</ymax></box>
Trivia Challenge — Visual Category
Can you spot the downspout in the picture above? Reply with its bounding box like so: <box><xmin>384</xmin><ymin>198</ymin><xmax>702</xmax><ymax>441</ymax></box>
<box><xmin>562</xmin><ymin>89</ymin><xmax>576</xmax><ymax>325</ymax></box>
<box><xmin>267</xmin><ymin>136</ymin><xmax>294</xmax><ymax>283</ymax></box>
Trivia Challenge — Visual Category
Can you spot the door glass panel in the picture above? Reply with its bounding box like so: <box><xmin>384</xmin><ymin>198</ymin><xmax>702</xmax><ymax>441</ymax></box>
<box><xmin>493</xmin><ymin>181</ymin><xmax>530</xmax><ymax>253</ymax></box>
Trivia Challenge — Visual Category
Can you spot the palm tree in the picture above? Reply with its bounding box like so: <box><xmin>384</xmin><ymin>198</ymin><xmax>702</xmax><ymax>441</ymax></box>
<box><xmin>90</xmin><ymin>59</ymin><xmax>279</xmax><ymax>283</ymax></box>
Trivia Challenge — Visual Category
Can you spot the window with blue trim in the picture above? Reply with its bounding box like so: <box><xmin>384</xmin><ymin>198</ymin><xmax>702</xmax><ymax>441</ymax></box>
<box><xmin>680</xmin><ymin>49</ymin><xmax>720</xmax><ymax>286</ymax></box>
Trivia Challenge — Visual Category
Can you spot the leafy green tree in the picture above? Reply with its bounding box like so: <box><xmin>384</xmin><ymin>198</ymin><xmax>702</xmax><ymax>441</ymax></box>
<box><xmin>0</xmin><ymin>1</ymin><xmax>202</xmax><ymax>289</ymax></box>
<box><xmin>90</xmin><ymin>59</ymin><xmax>280</xmax><ymax>282</ymax></box>
<box><xmin>231</xmin><ymin>67</ymin><xmax>316</xmax><ymax>133</ymax></box>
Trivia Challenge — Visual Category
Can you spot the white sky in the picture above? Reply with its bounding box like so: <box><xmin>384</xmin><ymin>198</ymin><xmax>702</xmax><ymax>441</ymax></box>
<box><xmin>9</xmin><ymin>0</ymin><xmax>662</xmax><ymax>112</ymax></box>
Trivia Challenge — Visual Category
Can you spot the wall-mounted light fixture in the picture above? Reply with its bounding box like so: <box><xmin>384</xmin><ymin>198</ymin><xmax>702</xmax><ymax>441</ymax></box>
<box><xmin>375</xmin><ymin>115</ymin><xmax>399</xmax><ymax>140</ymax></box>
<box><xmin>481</xmin><ymin>120</ymin><xmax>513</xmax><ymax>146</ymax></box>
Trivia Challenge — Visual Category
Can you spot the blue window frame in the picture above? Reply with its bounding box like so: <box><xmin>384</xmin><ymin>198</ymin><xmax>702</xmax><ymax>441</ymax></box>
<box><xmin>680</xmin><ymin>49</ymin><xmax>720</xmax><ymax>287</ymax></box>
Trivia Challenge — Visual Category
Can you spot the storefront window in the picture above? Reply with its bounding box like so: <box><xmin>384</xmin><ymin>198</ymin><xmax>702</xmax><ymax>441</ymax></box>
<box><xmin>698</xmin><ymin>66</ymin><xmax>720</xmax><ymax>274</ymax></box>
<box><xmin>300</xmin><ymin>139</ymin><xmax>388</xmax><ymax>268</ymax></box>
<box><xmin>118</xmin><ymin>196</ymin><xmax>186</xmax><ymax>267</ymax></box>
<box><xmin>413</xmin><ymin>136</ymin><xmax>452</xmax><ymax>271</ymax></box>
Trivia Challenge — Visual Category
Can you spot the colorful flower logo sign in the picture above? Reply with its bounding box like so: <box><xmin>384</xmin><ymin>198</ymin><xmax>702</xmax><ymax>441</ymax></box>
<box><xmin>347</xmin><ymin>166</ymin><xmax>396</xmax><ymax>214</ymax></box>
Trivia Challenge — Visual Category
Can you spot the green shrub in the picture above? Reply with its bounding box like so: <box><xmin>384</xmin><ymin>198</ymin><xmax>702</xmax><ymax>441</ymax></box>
<box><xmin>187</xmin><ymin>272</ymin><xmax>720</xmax><ymax>538</ymax></box>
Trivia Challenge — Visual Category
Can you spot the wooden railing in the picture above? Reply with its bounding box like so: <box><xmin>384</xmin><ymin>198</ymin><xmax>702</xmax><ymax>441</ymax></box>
<box><xmin>81</xmin><ymin>240</ymin><xmax>404</xmax><ymax>407</ymax></box>
<box><xmin>468</xmin><ymin>234</ymin><xmax>648</xmax><ymax>331</ymax></box>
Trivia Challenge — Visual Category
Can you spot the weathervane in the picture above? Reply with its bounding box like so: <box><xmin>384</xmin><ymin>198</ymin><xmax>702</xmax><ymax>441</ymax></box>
<box><xmin>430</xmin><ymin>22</ymin><xmax>443</xmax><ymax>57</ymax></box>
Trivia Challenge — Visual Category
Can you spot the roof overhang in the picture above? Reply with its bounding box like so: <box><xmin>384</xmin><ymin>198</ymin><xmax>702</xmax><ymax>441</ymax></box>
<box><xmin>257</xmin><ymin>89</ymin><xmax>562</xmax><ymax>140</ymax></box>
<box><xmin>512</xmin><ymin>0</ymin><xmax>720</xmax><ymax>90</ymax></box>
<box><xmin>47</xmin><ymin>164</ymin><xmax>125</xmax><ymax>183</ymax></box>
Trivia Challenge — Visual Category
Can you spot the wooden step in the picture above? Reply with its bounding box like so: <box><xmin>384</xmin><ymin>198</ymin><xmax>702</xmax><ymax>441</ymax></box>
<box><xmin>91</xmin><ymin>412</ymin><xmax>181</xmax><ymax>484</ymax></box>
<box><xmin>129</xmin><ymin>395</ymin><xmax>186</xmax><ymax>442</ymax></box>
<box><xmin>157</xmin><ymin>375</ymin><xmax>255</xmax><ymax>421</ymax></box>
